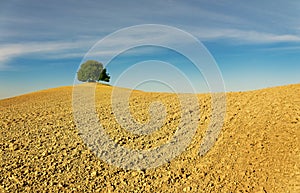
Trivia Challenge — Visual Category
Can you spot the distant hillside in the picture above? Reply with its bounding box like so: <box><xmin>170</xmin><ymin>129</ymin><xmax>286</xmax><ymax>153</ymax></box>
<box><xmin>0</xmin><ymin>83</ymin><xmax>299</xmax><ymax>192</ymax></box>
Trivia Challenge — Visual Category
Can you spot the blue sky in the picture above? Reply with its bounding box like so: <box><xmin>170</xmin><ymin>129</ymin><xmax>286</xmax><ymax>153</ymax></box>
<box><xmin>0</xmin><ymin>0</ymin><xmax>300</xmax><ymax>98</ymax></box>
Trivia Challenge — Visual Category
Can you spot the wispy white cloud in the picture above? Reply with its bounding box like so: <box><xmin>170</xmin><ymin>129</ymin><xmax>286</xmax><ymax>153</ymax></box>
<box><xmin>193</xmin><ymin>28</ymin><xmax>300</xmax><ymax>43</ymax></box>
<box><xmin>0</xmin><ymin>26</ymin><xmax>181</xmax><ymax>70</ymax></box>
<box><xmin>0</xmin><ymin>32</ymin><xmax>159</xmax><ymax>70</ymax></box>
<box><xmin>259</xmin><ymin>46</ymin><xmax>300</xmax><ymax>52</ymax></box>
<box><xmin>0</xmin><ymin>40</ymin><xmax>95</xmax><ymax>70</ymax></box>
<box><xmin>1</xmin><ymin>25</ymin><xmax>300</xmax><ymax>71</ymax></box>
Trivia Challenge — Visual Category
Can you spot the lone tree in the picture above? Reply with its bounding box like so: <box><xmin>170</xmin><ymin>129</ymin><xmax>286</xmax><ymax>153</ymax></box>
<box><xmin>77</xmin><ymin>60</ymin><xmax>110</xmax><ymax>82</ymax></box>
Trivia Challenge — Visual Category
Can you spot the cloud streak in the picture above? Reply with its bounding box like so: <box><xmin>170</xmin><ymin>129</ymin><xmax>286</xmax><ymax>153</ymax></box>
<box><xmin>194</xmin><ymin>28</ymin><xmax>300</xmax><ymax>43</ymax></box>
<box><xmin>1</xmin><ymin>26</ymin><xmax>300</xmax><ymax>71</ymax></box>
<box><xmin>0</xmin><ymin>40</ymin><xmax>95</xmax><ymax>70</ymax></box>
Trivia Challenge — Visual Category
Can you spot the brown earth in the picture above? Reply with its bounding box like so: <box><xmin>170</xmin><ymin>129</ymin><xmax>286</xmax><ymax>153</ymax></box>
<box><xmin>0</xmin><ymin>83</ymin><xmax>299</xmax><ymax>192</ymax></box>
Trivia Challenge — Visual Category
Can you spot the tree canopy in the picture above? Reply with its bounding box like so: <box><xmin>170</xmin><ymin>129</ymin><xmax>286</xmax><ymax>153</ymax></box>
<box><xmin>77</xmin><ymin>60</ymin><xmax>110</xmax><ymax>82</ymax></box>
<box><xmin>99</xmin><ymin>68</ymin><xmax>110</xmax><ymax>82</ymax></box>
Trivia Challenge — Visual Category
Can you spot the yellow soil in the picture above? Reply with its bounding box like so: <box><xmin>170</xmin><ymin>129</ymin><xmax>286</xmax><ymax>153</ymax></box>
<box><xmin>0</xmin><ymin>83</ymin><xmax>299</xmax><ymax>192</ymax></box>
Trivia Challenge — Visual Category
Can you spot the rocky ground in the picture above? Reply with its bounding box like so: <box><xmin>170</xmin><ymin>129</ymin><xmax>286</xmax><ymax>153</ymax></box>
<box><xmin>0</xmin><ymin>83</ymin><xmax>299</xmax><ymax>192</ymax></box>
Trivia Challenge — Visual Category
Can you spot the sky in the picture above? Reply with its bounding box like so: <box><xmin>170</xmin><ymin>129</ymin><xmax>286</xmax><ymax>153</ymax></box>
<box><xmin>0</xmin><ymin>0</ymin><xmax>300</xmax><ymax>98</ymax></box>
